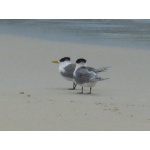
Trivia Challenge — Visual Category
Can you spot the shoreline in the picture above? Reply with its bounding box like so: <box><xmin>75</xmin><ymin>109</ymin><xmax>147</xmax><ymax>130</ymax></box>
<box><xmin>0</xmin><ymin>34</ymin><xmax>150</xmax><ymax>130</ymax></box>
<box><xmin>0</xmin><ymin>32</ymin><xmax>150</xmax><ymax>51</ymax></box>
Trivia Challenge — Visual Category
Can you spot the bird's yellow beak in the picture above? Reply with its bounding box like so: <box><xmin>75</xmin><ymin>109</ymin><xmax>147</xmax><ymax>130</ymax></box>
<box><xmin>52</xmin><ymin>60</ymin><xmax>59</xmax><ymax>64</ymax></box>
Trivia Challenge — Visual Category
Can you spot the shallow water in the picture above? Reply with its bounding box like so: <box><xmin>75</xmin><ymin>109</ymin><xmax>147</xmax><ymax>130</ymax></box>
<box><xmin>0</xmin><ymin>19</ymin><xmax>150</xmax><ymax>49</ymax></box>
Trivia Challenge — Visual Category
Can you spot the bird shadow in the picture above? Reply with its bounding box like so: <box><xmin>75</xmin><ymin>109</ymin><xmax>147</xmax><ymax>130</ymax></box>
<box><xmin>51</xmin><ymin>87</ymin><xmax>110</xmax><ymax>97</ymax></box>
<box><xmin>70</xmin><ymin>91</ymin><xmax>101</xmax><ymax>96</ymax></box>
<box><xmin>52</xmin><ymin>87</ymin><xmax>78</xmax><ymax>91</ymax></box>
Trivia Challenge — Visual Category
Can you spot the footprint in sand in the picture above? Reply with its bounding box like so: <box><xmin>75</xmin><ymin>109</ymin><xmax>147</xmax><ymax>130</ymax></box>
<box><xmin>20</xmin><ymin>92</ymin><xmax>24</xmax><ymax>94</ymax></box>
<box><xmin>20</xmin><ymin>92</ymin><xmax>31</xmax><ymax>98</ymax></box>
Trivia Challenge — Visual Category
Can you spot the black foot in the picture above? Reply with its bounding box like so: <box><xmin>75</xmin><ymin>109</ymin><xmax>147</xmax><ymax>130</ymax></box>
<box><xmin>68</xmin><ymin>88</ymin><xmax>76</xmax><ymax>90</ymax></box>
<box><xmin>86</xmin><ymin>92</ymin><xmax>92</xmax><ymax>94</ymax></box>
<box><xmin>78</xmin><ymin>91</ymin><xmax>83</xmax><ymax>94</ymax></box>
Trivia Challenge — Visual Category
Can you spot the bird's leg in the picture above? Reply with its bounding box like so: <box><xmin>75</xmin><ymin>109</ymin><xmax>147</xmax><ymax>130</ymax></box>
<box><xmin>68</xmin><ymin>82</ymin><xmax>77</xmax><ymax>90</ymax></box>
<box><xmin>90</xmin><ymin>87</ymin><xmax>92</xmax><ymax>94</ymax></box>
<box><xmin>79</xmin><ymin>87</ymin><xmax>83</xmax><ymax>94</ymax></box>
<box><xmin>87</xmin><ymin>87</ymin><xmax>92</xmax><ymax>94</ymax></box>
<box><xmin>73</xmin><ymin>82</ymin><xmax>77</xmax><ymax>90</ymax></box>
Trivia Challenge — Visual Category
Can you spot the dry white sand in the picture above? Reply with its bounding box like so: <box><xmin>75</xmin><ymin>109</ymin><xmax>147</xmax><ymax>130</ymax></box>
<box><xmin>0</xmin><ymin>34</ymin><xmax>150</xmax><ymax>130</ymax></box>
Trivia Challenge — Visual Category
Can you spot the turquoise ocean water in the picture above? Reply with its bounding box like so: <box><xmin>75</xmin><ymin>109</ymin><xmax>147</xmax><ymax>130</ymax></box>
<box><xmin>0</xmin><ymin>19</ymin><xmax>150</xmax><ymax>49</ymax></box>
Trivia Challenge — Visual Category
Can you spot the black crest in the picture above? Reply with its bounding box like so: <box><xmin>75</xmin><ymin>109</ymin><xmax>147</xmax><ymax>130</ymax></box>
<box><xmin>59</xmin><ymin>57</ymin><xmax>71</xmax><ymax>62</ymax></box>
<box><xmin>76</xmin><ymin>58</ymin><xmax>86</xmax><ymax>64</ymax></box>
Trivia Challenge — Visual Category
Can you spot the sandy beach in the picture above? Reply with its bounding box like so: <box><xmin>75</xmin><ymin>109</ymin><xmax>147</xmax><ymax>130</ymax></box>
<box><xmin>0</xmin><ymin>34</ymin><xmax>150</xmax><ymax>130</ymax></box>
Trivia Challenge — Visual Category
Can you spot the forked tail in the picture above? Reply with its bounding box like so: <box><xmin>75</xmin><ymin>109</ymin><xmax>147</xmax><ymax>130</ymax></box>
<box><xmin>99</xmin><ymin>77</ymin><xmax>110</xmax><ymax>81</ymax></box>
<box><xmin>97</xmin><ymin>66</ymin><xmax>111</xmax><ymax>72</ymax></box>
<box><xmin>92</xmin><ymin>77</ymin><xmax>110</xmax><ymax>82</ymax></box>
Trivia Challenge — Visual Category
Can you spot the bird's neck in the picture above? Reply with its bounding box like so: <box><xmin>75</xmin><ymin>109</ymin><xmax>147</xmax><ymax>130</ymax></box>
<box><xmin>74</xmin><ymin>63</ymin><xmax>86</xmax><ymax>71</ymax></box>
<box><xmin>59</xmin><ymin>61</ymin><xmax>71</xmax><ymax>72</ymax></box>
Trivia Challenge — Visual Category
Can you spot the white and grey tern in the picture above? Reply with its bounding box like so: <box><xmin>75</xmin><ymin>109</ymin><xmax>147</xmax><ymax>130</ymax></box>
<box><xmin>52</xmin><ymin>57</ymin><xmax>77</xmax><ymax>90</ymax></box>
<box><xmin>73</xmin><ymin>58</ymin><xmax>109</xmax><ymax>94</ymax></box>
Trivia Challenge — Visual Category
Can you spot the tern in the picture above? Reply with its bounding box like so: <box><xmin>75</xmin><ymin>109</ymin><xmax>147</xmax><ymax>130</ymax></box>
<box><xmin>73</xmin><ymin>58</ymin><xmax>109</xmax><ymax>94</ymax></box>
<box><xmin>52</xmin><ymin>57</ymin><xmax>77</xmax><ymax>90</ymax></box>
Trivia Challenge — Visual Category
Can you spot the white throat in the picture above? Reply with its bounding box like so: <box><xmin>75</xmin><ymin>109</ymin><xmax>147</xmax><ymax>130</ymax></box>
<box><xmin>74</xmin><ymin>63</ymin><xmax>86</xmax><ymax>74</ymax></box>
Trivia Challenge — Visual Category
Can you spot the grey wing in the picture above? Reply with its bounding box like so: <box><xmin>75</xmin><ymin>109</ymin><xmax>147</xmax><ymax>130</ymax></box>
<box><xmin>86</xmin><ymin>66</ymin><xmax>110</xmax><ymax>73</ymax></box>
<box><xmin>85</xmin><ymin>66</ymin><xmax>98</xmax><ymax>73</ymax></box>
<box><xmin>62</xmin><ymin>64</ymin><xmax>75</xmax><ymax>78</ymax></box>
<box><xmin>64</xmin><ymin>64</ymin><xmax>75</xmax><ymax>73</ymax></box>
<box><xmin>75</xmin><ymin>67</ymin><xmax>97</xmax><ymax>84</ymax></box>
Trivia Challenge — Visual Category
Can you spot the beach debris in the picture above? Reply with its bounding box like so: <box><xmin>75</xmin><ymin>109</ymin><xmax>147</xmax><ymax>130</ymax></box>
<box><xmin>20</xmin><ymin>92</ymin><xmax>24</xmax><ymax>94</ymax></box>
